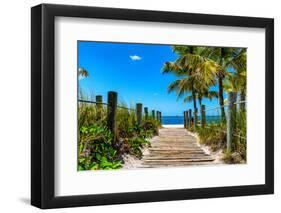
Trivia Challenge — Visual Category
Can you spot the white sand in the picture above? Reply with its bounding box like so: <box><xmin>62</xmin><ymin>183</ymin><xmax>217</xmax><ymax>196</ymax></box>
<box><xmin>162</xmin><ymin>124</ymin><xmax>184</xmax><ymax>128</ymax></box>
<box><xmin>121</xmin><ymin>146</ymin><xmax>150</xmax><ymax>169</ymax></box>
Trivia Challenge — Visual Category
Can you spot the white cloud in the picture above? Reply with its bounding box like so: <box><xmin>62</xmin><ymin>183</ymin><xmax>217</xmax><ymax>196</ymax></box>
<box><xmin>129</xmin><ymin>55</ymin><xmax>142</xmax><ymax>61</ymax></box>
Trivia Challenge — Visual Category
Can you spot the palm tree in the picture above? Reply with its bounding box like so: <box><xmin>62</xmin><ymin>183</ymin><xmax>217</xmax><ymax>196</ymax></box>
<box><xmin>202</xmin><ymin>47</ymin><xmax>246</xmax><ymax>120</ymax></box>
<box><xmin>169</xmin><ymin>46</ymin><xmax>220</xmax><ymax>106</ymax></box>
<box><xmin>78</xmin><ymin>67</ymin><xmax>89</xmax><ymax>78</ymax></box>
<box><xmin>228</xmin><ymin>48</ymin><xmax>247</xmax><ymax>110</ymax></box>
<box><xmin>162</xmin><ymin>46</ymin><xmax>222</xmax><ymax>115</ymax></box>
<box><xmin>162</xmin><ymin>61</ymin><xmax>198</xmax><ymax>110</ymax></box>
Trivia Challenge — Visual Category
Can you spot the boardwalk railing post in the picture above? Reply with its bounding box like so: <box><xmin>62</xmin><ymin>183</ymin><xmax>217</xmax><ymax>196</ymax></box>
<box><xmin>152</xmin><ymin>110</ymin><xmax>155</xmax><ymax>119</ymax></box>
<box><xmin>156</xmin><ymin>111</ymin><xmax>159</xmax><ymax>122</ymax></box>
<box><xmin>136</xmin><ymin>103</ymin><xmax>142</xmax><ymax>125</ymax></box>
<box><xmin>107</xmin><ymin>91</ymin><xmax>117</xmax><ymax>144</ymax></box>
<box><xmin>201</xmin><ymin>105</ymin><xmax>206</xmax><ymax>128</ymax></box>
<box><xmin>186</xmin><ymin>110</ymin><xmax>189</xmax><ymax>128</ymax></box>
<box><xmin>227</xmin><ymin>92</ymin><xmax>237</xmax><ymax>152</ymax></box>
<box><xmin>194</xmin><ymin>108</ymin><xmax>198</xmax><ymax>130</ymax></box>
<box><xmin>96</xmin><ymin>95</ymin><xmax>103</xmax><ymax>120</ymax></box>
<box><xmin>159</xmin><ymin>111</ymin><xmax>162</xmax><ymax>124</ymax></box>
<box><xmin>184</xmin><ymin>111</ymin><xmax>186</xmax><ymax>128</ymax></box>
<box><xmin>144</xmin><ymin>107</ymin><xmax>148</xmax><ymax>119</ymax></box>
<box><xmin>188</xmin><ymin>109</ymin><xmax>192</xmax><ymax>128</ymax></box>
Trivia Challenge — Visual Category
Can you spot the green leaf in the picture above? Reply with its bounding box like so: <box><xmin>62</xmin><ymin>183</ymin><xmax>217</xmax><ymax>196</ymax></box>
<box><xmin>90</xmin><ymin>163</ymin><xmax>99</xmax><ymax>170</ymax></box>
<box><xmin>96</xmin><ymin>153</ymin><xmax>101</xmax><ymax>161</ymax></box>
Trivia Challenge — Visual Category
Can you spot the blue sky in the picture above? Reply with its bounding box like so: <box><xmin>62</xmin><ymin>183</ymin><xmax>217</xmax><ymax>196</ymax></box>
<box><xmin>78</xmin><ymin>41</ymin><xmax>221</xmax><ymax>116</ymax></box>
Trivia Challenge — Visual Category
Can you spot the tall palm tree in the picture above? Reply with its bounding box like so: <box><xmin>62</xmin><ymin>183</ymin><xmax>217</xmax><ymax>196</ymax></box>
<box><xmin>204</xmin><ymin>47</ymin><xmax>245</xmax><ymax>120</ymax></box>
<box><xmin>162</xmin><ymin>46</ymin><xmax>221</xmax><ymax>115</ymax></box>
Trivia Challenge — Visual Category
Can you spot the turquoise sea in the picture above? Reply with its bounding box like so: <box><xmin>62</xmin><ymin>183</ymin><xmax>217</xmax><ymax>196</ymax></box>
<box><xmin>162</xmin><ymin>116</ymin><xmax>221</xmax><ymax>125</ymax></box>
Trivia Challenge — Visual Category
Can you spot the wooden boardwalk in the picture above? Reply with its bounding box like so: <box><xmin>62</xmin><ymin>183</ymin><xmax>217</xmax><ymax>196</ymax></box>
<box><xmin>140</xmin><ymin>128</ymin><xmax>215</xmax><ymax>168</ymax></box>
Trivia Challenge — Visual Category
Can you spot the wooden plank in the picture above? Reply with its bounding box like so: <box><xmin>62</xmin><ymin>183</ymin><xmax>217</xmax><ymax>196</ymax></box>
<box><xmin>139</xmin><ymin>127</ymin><xmax>215</xmax><ymax>168</ymax></box>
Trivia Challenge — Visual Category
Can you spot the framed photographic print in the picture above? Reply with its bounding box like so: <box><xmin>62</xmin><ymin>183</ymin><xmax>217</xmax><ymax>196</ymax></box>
<box><xmin>31</xmin><ymin>3</ymin><xmax>274</xmax><ymax>209</ymax></box>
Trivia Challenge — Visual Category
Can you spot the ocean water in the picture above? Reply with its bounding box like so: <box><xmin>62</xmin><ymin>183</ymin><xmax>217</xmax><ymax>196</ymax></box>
<box><xmin>162</xmin><ymin>116</ymin><xmax>221</xmax><ymax>125</ymax></box>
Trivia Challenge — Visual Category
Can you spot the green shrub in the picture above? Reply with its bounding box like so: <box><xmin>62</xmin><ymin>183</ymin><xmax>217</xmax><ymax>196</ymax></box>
<box><xmin>232</xmin><ymin>109</ymin><xmax>247</xmax><ymax>161</ymax></box>
<box><xmin>197</xmin><ymin>123</ymin><xmax>227</xmax><ymax>151</ymax></box>
<box><xmin>222</xmin><ymin>150</ymin><xmax>243</xmax><ymax>164</ymax></box>
<box><xmin>78</xmin><ymin>95</ymin><xmax>160</xmax><ymax>170</ymax></box>
<box><xmin>141</xmin><ymin>117</ymin><xmax>160</xmax><ymax>137</ymax></box>
<box><xmin>128</xmin><ymin>136</ymin><xmax>150</xmax><ymax>158</ymax></box>
<box><xmin>196</xmin><ymin>109</ymin><xmax>246</xmax><ymax>163</ymax></box>
<box><xmin>78</xmin><ymin>124</ymin><xmax>121</xmax><ymax>170</ymax></box>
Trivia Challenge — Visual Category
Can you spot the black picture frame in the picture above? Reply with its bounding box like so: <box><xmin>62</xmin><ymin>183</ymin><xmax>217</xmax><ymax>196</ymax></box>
<box><xmin>31</xmin><ymin>3</ymin><xmax>274</xmax><ymax>209</ymax></box>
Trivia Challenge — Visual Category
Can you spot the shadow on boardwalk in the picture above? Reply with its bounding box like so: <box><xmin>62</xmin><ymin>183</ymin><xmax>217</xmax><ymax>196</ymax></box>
<box><xmin>139</xmin><ymin>127</ymin><xmax>216</xmax><ymax>168</ymax></box>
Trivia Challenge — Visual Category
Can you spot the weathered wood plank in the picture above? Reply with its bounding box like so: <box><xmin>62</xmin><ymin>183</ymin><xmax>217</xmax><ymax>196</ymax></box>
<box><xmin>139</xmin><ymin>127</ymin><xmax>215</xmax><ymax>167</ymax></box>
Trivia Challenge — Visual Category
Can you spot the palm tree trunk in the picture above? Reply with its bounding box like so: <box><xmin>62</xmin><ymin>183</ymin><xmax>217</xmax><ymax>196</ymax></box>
<box><xmin>192</xmin><ymin>90</ymin><xmax>197</xmax><ymax>110</ymax></box>
<box><xmin>192</xmin><ymin>90</ymin><xmax>198</xmax><ymax>125</ymax></box>
<box><xmin>218</xmin><ymin>77</ymin><xmax>226</xmax><ymax>122</ymax></box>
<box><xmin>198</xmin><ymin>96</ymin><xmax>202</xmax><ymax>116</ymax></box>
<box><xmin>198</xmin><ymin>97</ymin><xmax>203</xmax><ymax>126</ymax></box>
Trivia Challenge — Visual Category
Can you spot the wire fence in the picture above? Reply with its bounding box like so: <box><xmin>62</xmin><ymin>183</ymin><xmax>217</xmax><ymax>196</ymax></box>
<box><xmin>78</xmin><ymin>91</ymin><xmax>162</xmax><ymax>143</ymax></box>
<box><xmin>78</xmin><ymin>99</ymin><xmax>136</xmax><ymax>112</ymax></box>
<box><xmin>183</xmin><ymin>94</ymin><xmax>247</xmax><ymax>146</ymax></box>
<box><xmin>203</xmin><ymin>100</ymin><xmax>246</xmax><ymax>141</ymax></box>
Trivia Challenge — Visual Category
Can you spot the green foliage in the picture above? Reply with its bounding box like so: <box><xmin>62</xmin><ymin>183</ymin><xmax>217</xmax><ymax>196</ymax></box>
<box><xmin>222</xmin><ymin>150</ymin><xmax>244</xmax><ymax>164</ymax></box>
<box><xmin>116</xmin><ymin>114</ymin><xmax>156</xmax><ymax>158</ymax></box>
<box><xmin>78</xmin><ymin>97</ymin><xmax>107</xmax><ymax>128</ymax></box>
<box><xmin>196</xmin><ymin>109</ymin><xmax>246</xmax><ymax>163</ymax></box>
<box><xmin>78</xmin><ymin>95</ymin><xmax>160</xmax><ymax>170</ymax></box>
<box><xmin>78</xmin><ymin>124</ymin><xmax>121</xmax><ymax>171</ymax></box>
<box><xmin>232</xmin><ymin>109</ymin><xmax>247</xmax><ymax>161</ymax></box>
<box><xmin>128</xmin><ymin>136</ymin><xmax>150</xmax><ymax>158</ymax></box>
<box><xmin>197</xmin><ymin>123</ymin><xmax>227</xmax><ymax>151</ymax></box>
<box><xmin>141</xmin><ymin>117</ymin><xmax>160</xmax><ymax>137</ymax></box>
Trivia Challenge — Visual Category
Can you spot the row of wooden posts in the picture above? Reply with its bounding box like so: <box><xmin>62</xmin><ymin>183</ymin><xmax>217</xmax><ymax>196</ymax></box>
<box><xmin>183</xmin><ymin>92</ymin><xmax>239</xmax><ymax>152</ymax></box>
<box><xmin>92</xmin><ymin>91</ymin><xmax>162</xmax><ymax>143</ymax></box>
<box><xmin>183</xmin><ymin>105</ymin><xmax>206</xmax><ymax>130</ymax></box>
<box><xmin>85</xmin><ymin>91</ymin><xmax>239</xmax><ymax>152</ymax></box>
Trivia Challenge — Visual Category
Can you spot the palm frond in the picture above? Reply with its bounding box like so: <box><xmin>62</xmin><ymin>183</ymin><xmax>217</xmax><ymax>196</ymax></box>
<box><xmin>78</xmin><ymin>67</ymin><xmax>89</xmax><ymax>77</ymax></box>
<box><xmin>183</xmin><ymin>95</ymin><xmax>193</xmax><ymax>103</ymax></box>
<box><xmin>161</xmin><ymin>62</ymin><xmax>187</xmax><ymax>76</ymax></box>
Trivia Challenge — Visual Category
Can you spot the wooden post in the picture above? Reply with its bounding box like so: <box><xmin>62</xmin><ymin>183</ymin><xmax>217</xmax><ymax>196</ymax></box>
<box><xmin>144</xmin><ymin>107</ymin><xmax>148</xmax><ymax>119</ymax></box>
<box><xmin>188</xmin><ymin>109</ymin><xmax>192</xmax><ymax>128</ymax></box>
<box><xmin>227</xmin><ymin>92</ymin><xmax>237</xmax><ymax>152</ymax></box>
<box><xmin>96</xmin><ymin>95</ymin><xmax>103</xmax><ymax>120</ymax></box>
<box><xmin>96</xmin><ymin>95</ymin><xmax>103</xmax><ymax>107</ymax></box>
<box><xmin>107</xmin><ymin>91</ymin><xmax>117</xmax><ymax>144</ymax></box>
<box><xmin>156</xmin><ymin>111</ymin><xmax>160</xmax><ymax>121</ymax></box>
<box><xmin>152</xmin><ymin>110</ymin><xmax>155</xmax><ymax>119</ymax></box>
<box><xmin>136</xmin><ymin>103</ymin><xmax>142</xmax><ymax>125</ymax></box>
<box><xmin>184</xmin><ymin>111</ymin><xmax>186</xmax><ymax>128</ymax></box>
<box><xmin>194</xmin><ymin>108</ymin><xmax>198</xmax><ymax>130</ymax></box>
<box><xmin>159</xmin><ymin>111</ymin><xmax>162</xmax><ymax>124</ymax></box>
<box><xmin>185</xmin><ymin>110</ymin><xmax>189</xmax><ymax>128</ymax></box>
<box><xmin>201</xmin><ymin>105</ymin><xmax>206</xmax><ymax>128</ymax></box>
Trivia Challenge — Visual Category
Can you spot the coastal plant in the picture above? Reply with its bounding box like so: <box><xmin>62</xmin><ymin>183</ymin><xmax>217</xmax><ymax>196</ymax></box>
<box><xmin>196</xmin><ymin>109</ymin><xmax>246</xmax><ymax>163</ymax></box>
<box><xmin>127</xmin><ymin>136</ymin><xmax>150</xmax><ymax>158</ymax></box>
<box><xmin>78</xmin><ymin>124</ymin><xmax>121</xmax><ymax>170</ymax></box>
<box><xmin>78</xmin><ymin>93</ymin><xmax>160</xmax><ymax>170</ymax></box>
<box><xmin>197</xmin><ymin>122</ymin><xmax>227</xmax><ymax>151</ymax></box>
